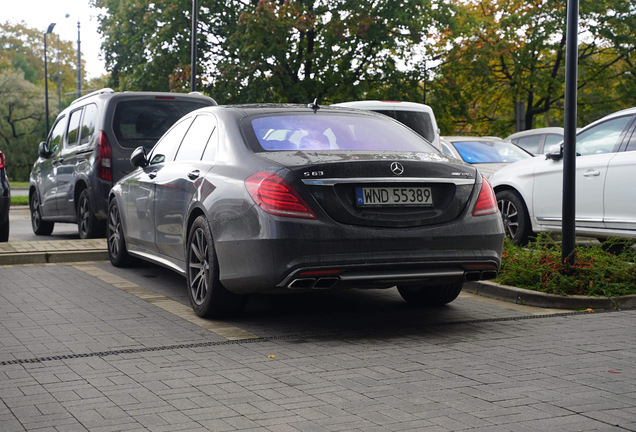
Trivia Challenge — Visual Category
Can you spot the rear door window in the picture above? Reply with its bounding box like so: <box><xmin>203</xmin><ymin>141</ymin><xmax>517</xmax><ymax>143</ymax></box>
<box><xmin>374</xmin><ymin>109</ymin><xmax>435</xmax><ymax>143</ymax></box>
<box><xmin>149</xmin><ymin>117</ymin><xmax>195</xmax><ymax>165</ymax></box>
<box><xmin>174</xmin><ymin>115</ymin><xmax>217</xmax><ymax>162</ymax></box>
<box><xmin>79</xmin><ymin>103</ymin><xmax>98</xmax><ymax>145</ymax></box>
<box><xmin>112</xmin><ymin>99</ymin><xmax>212</xmax><ymax>149</ymax></box>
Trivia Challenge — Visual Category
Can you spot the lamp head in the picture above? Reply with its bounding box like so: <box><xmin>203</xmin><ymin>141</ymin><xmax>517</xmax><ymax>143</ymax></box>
<box><xmin>46</xmin><ymin>23</ymin><xmax>56</xmax><ymax>34</ymax></box>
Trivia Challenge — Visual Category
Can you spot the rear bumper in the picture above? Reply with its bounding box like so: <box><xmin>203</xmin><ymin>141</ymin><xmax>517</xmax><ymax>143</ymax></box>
<box><xmin>213</xmin><ymin>207</ymin><xmax>504</xmax><ymax>294</ymax></box>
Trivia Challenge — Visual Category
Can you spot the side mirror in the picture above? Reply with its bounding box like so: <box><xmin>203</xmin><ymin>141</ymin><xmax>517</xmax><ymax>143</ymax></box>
<box><xmin>130</xmin><ymin>146</ymin><xmax>148</xmax><ymax>168</ymax></box>
<box><xmin>38</xmin><ymin>141</ymin><xmax>52</xmax><ymax>158</ymax></box>
<box><xmin>545</xmin><ymin>144</ymin><xmax>563</xmax><ymax>160</ymax></box>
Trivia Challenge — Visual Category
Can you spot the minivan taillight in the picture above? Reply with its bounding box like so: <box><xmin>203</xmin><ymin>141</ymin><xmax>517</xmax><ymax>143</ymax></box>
<box><xmin>0</xmin><ymin>152</ymin><xmax>5</xmax><ymax>170</ymax></box>
<box><xmin>96</xmin><ymin>131</ymin><xmax>112</xmax><ymax>182</ymax></box>
<box><xmin>245</xmin><ymin>172</ymin><xmax>317</xmax><ymax>219</ymax></box>
<box><xmin>472</xmin><ymin>176</ymin><xmax>498</xmax><ymax>216</ymax></box>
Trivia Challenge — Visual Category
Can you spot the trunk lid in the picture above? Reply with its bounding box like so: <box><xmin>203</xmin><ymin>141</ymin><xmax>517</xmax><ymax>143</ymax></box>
<box><xmin>258</xmin><ymin>151</ymin><xmax>478</xmax><ymax>228</ymax></box>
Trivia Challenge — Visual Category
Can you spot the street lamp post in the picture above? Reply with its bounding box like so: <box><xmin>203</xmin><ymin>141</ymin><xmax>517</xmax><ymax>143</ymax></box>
<box><xmin>44</xmin><ymin>22</ymin><xmax>56</xmax><ymax>136</ymax></box>
<box><xmin>190</xmin><ymin>0</ymin><xmax>198</xmax><ymax>92</ymax></box>
<box><xmin>77</xmin><ymin>19</ymin><xmax>82</xmax><ymax>98</ymax></box>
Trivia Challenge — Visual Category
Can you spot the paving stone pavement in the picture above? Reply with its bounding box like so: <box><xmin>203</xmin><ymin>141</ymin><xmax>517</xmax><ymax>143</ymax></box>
<box><xmin>0</xmin><ymin>262</ymin><xmax>635</xmax><ymax>431</ymax></box>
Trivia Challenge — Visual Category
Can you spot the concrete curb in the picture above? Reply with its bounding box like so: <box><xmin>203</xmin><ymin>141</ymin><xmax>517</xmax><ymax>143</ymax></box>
<box><xmin>0</xmin><ymin>239</ymin><xmax>108</xmax><ymax>266</ymax></box>
<box><xmin>464</xmin><ymin>280</ymin><xmax>636</xmax><ymax>310</ymax></box>
<box><xmin>0</xmin><ymin>250</ymin><xmax>109</xmax><ymax>265</ymax></box>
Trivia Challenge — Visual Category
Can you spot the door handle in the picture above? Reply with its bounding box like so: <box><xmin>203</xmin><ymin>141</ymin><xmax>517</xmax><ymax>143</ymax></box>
<box><xmin>188</xmin><ymin>170</ymin><xmax>200</xmax><ymax>180</ymax></box>
<box><xmin>583</xmin><ymin>170</ymin><xmax>600</xmax><ymax>177</ymax></box>
<box><xmin>148</xmin><ymin>170</ymin><xmax>157</xmax><ymax>179</ymax></box>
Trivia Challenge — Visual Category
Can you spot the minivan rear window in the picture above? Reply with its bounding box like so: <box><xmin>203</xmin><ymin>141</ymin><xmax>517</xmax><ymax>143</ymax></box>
<box><xmin>374</xmin><ymin>109</ymin><xmax>435</xmax><ymax>143</ymax></box>
<box><xmin>247</xmin><ymin>113</ymin><xmax>436</xmax><ymax>153</ymax></box>
<box><xmin>113</xmin><ymin>99</ymin><xmax>211</xmax><ymax>148</ymax></box>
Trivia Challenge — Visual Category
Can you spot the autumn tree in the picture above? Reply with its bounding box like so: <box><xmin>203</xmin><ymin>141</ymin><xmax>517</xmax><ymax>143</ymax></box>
<box><xmin>1</xmin><ymin>21</ymin><xmax>83</xmax><ymax>108</ymax></box>
<box><xmin>426</xmin><ymin>0</ymin><xmax>636</xmax><ymax>136</ymax></box>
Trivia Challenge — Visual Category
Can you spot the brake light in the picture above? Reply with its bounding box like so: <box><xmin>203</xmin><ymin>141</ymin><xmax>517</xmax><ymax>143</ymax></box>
<box><xmin>0</xmin><ymin>152</ymin><xmax>4</xmax><ymax>170</ymax></box>
<box><xmin>472</xmin><ymin>176</ymin><xmax>498</xmax><ymax>216</ymax></box>
<box><xmin>245</xmin><ymin>172</ymin><xmax>317</xmax><ymax>219</ymax></box>
<box><xmin>96</xmin><ymin>131</ymin><xmax>112</xmax><ymax>182</ymax></box>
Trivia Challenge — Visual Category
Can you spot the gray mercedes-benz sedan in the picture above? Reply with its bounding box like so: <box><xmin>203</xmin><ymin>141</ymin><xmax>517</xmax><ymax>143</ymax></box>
<box><xmin>107</xmin><ymin>104</ymin><xmax>504</xmax><ymax>318</ymax></box>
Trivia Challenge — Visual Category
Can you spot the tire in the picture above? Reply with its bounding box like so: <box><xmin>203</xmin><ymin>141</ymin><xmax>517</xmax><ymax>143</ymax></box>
<box><xmin>496</xmin><ymin>189</ymin><xmax>534</xmax><ymax>245</ymax></box>
<box><xmin>107</xmin><ymin>199</ymin><xmax>135</xmax><ymax>267</ymax></box>
<box><xmin>397</xmin><ymin>281</ymin><xmax>464</xmax><ymax>307</ymax></box>
<box><xmin>187</xmin><ymin>215</ymin><xmax>247</xmax><ymax>318</ymax></box>
<box><xmin>30</xmin><ymin>191</ymin><xmax>54</xmax><ymax>235</ymax></box>
<box><xmin>0</xmin><ymin>219</ymin><xmax>8</xmax><ymax>242</ymax></box>
<box><xmin>77</xmin><ymin>189</ymin><xmax>105</xmax><ymax>239</ymax></box>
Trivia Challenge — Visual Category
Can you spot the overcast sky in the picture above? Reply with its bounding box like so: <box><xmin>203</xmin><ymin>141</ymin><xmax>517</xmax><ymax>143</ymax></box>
<box><xmin>3</xmin><ymin>0</ymin><xmax>107</xmax><ymax>78</ymax></box>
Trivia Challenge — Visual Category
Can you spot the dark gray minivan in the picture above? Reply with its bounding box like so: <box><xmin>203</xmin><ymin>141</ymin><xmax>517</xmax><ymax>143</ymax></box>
<box><xmin>29</xmin><ymin>89</ymin><xmax>216</xmax><ymax>238</ymax></box>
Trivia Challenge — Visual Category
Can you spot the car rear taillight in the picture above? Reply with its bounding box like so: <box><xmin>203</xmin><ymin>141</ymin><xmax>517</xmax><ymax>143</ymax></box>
<box><xmin>472</xmin><ymin>176</ymin><xmax>498</xmax><ymax>216</ymax></box>
<box><xmin>0</xmin><ymin>152</ymin><xmax>4</xmax><ymax>170</ymax></box>
<box><xmin>96</xmin><ymin>131</ymin><xmax>112</xmax><ymax>182</ymax></box>
<box><xmin>245</xmin><ymin>172</ymin><xmax>317</xmax><ymax>219</ymax></box>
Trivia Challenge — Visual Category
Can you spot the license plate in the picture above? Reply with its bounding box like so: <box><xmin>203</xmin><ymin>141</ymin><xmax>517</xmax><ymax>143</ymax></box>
<box><xmin>356</xmin><ymin>186</ymin><xmax>433</xmax><ymax>207</ymax></box>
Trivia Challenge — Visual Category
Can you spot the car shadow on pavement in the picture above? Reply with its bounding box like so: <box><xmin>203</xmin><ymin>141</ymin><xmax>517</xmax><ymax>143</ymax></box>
<box><xmin>96</xmin><ymin>261</ymin><xmax>521</xmax><ymax>342</ymax></box>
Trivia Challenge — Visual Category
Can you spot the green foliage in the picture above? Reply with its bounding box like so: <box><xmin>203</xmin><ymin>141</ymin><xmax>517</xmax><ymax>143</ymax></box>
<box><xmin>10</xmin><ymin>196</ymin><xmax>29</xmax><ymax>206</ymax></box>
<box><xmin>427</xmin><ymin>0</ymin><xmax>635</xmax><ymax>136</ymax></box>
<box><xmin>496</xmin><ymin>234</ymin><xmax>636</xmax><ymax>297</ymax></box>
<box><xmin>0</xmin><ymin>69</ymin><xmax>45</xmax><ymax>180</ymax></box>
<box><xmin>92</xmin><ymin>0</ymin><xmax>433</xmax><ymax>103</ymax></box>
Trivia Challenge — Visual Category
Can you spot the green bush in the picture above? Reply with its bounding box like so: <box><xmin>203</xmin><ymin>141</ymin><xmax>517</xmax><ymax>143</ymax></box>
<box><xmin>495</xmin><ymin>234</ymin><xmax>636</xmax><ymax>297</ymax></box>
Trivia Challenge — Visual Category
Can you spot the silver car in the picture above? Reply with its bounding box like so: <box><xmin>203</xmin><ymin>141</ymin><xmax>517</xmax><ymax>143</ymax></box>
<box><xmin>492</xmin><ymin>108</ymin><xmax>636</xmax><ymax>244</ymax></box>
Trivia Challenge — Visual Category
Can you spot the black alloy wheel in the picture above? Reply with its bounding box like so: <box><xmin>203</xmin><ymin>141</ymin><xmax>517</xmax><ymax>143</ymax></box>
<box><xmin>397</xmin><ymin>281</ymin><xmax>464</xmax><ymax>306</ymax></box>
<box><xmin>107</xmin><ymin>199</ymin><xmax>134</xmax><ymax>267</ymax></box>
<box><xmin>496</xmin><ymin>189</ymin><xmax>533</xmax><ymax>245</ymax></box>
<box><xmin>77</xmin><ymin>189</ymin><xmax>105</xmax><ymax>239</ymax></box>
<box><xmin>30</xmin><ymin>191</ymin><xmax>54</xmax><ymax>235</ymax></box>
<box><xmin>187</xmin><ymin>215</ymin><xmax>247</xmax><ymax>318</ymax></box>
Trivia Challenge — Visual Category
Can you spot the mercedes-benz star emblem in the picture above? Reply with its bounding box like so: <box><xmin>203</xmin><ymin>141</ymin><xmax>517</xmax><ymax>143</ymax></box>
<box><xmin>390</xmin><ymin>162</ymin><xmax>404</xmax><ymax>176</ymax></box>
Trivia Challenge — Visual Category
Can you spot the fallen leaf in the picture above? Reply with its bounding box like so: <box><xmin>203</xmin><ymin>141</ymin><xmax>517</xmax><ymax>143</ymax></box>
<box><xmin>585</xmin><ymin>308</ymin><xmax>594</xmax><ymax>313</ymax></box>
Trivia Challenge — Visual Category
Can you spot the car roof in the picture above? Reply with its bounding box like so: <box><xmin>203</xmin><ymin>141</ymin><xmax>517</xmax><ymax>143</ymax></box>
<box><xmin>331</xmin><ymin>100</ymin><xmax>435</xmax><ymax>112</ymax></box>
<box><xmin>506</xmin><ymin>127</ymin><xmax>564</xmax><ymax>140</ymax></box>
<box><xmin>443</xmin><ymin>136</ymin><xmax>509</xmax><ymax>143</ymax></box>
<box><xmin>69</xmin><ymin>88</ymin><xmax>217</xmax><ymax>107</ymax></box>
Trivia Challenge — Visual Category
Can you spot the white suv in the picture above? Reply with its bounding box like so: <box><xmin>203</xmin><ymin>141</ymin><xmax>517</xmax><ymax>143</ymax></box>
<box><xmin>332</xmin><ymin>101</ymin><xmax>441</xmax><ymax>151</ymax></box>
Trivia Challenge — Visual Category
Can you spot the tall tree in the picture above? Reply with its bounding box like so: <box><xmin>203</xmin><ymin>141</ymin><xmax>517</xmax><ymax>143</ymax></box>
<box><xmin>0</xmin><ymin>70</ymin><xmax>45</xmax><ymax>180</ymax></box>
<box><xmin>92</xmin><ymin>0</ymin><xmax>432</xmax><ymax>102</ymax></box>
<box><xmin>1</xmin><ymin>21</ymin><xmax>83</xmax><ymax>101</ymax></box>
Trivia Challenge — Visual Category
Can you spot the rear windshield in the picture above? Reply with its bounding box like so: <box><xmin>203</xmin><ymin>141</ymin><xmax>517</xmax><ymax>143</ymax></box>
<box><xmin>247</xmin><ymin>113</ymin><xmax>437</xmax><ymax>153</ymax></box>
<box><xmin>451</xmin><ymin>140</ymin><xmax>532</xmax><ymax>164</ymax></box>
<box><xmin>113</xmin><ymin>99</ymin><xmax>211</xmax><ymax>148</ymax></box>
<box><xmin>374</xmin><ymin>109</ymin><xmax>435</xmax><ymax>143</ymax></box>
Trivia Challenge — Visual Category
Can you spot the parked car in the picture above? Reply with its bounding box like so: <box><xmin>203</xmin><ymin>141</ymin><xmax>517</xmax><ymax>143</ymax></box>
<box><xmin>107</xmin><ymin>103</ymin><xmax>504</xmax><ymax>318</ymax></box>
<box><xmin>506</xmin><ymin>127</ymin><xmax>564</xmax><ymax>155</ymax></box>
<box><xmin>0</xmin><ymin>150</ymin><xmax>9</xmax><ymax>242</ymax></box>
<box><xmin>491</xmin><ymin>107</ymin><xmax>636</xmax><ymax>244</ymax></box>
<box><xmin>331</xmin><ymin>100</ymin><xmax>441</xmax><ymax>151</ymax></box>
<box><xmin>440</xmin><ymin>136</ymin><xmax>534</xmax><ymax>178</ymax></box>
<box><xmin>29</xmin><ymin>89</ymin><xmax>216</xmax><ymax>239</ymax></box>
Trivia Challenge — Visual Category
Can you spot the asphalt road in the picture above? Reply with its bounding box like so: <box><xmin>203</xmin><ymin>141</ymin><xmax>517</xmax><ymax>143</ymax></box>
<box><xmin>7</xmin><ymin>206</ymin><xmax>81</xmax><ymax>241</ymax></box>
